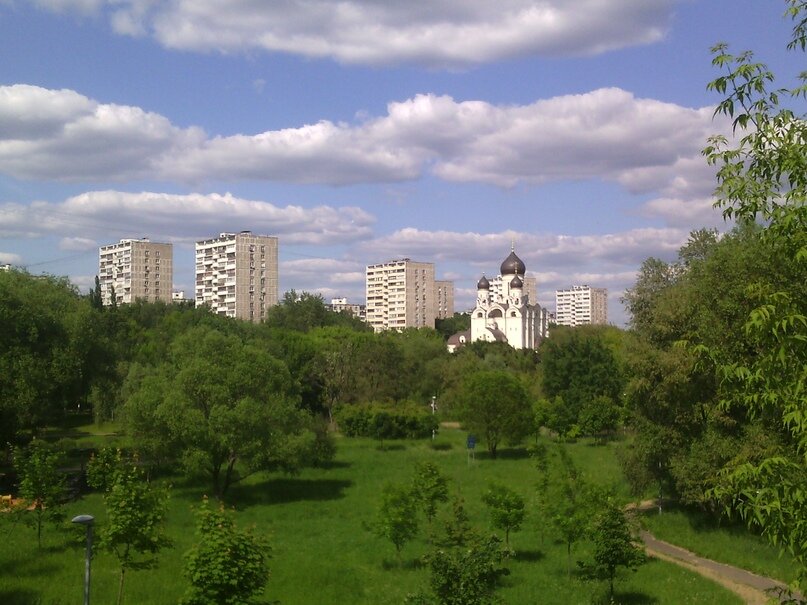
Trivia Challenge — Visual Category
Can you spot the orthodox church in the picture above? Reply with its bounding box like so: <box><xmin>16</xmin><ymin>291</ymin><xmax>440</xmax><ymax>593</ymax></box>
<box><xmin>449</xmin><ymin>248</ymin><xmax>549</xmax><ymax>351</ymax></box>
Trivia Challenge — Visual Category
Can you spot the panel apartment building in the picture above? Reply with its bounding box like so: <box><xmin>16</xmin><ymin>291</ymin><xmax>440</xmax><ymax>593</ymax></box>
<box><xmin>555</xmin><ymin>285</ymin><xmax>608</xmax><ymax>327</ymax></box>
<box><xmin>195</xmin><ymin>231</ymin><xmax>278</xmax><ymax>323</ymax></box>
<box><xmin>99</xmin><ymin>238</ymin><xmax>173</xmax><ymax>306</ymax></box>
<box><xmin>434</xmin><ymin>280</ymin><xmax>455</xmax><ymax>320</ymax></box>
<box><xmin>366</xmin><ymin>259</ymin><xmax>438</xmax><ymax>332</ymax></box>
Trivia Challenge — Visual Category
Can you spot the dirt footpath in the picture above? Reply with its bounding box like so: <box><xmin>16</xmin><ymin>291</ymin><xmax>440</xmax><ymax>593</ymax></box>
<box><xmin>640</xmin><ymin>530</ymin><xmax>791</xmax><ymax>605</ymax></box>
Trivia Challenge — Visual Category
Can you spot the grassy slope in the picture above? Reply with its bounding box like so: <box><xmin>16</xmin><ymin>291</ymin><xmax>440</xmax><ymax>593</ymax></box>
<box><xmin>1</xmin><ymin>429</ymin><xmax>742</xmax><ymax>604</ymax></box>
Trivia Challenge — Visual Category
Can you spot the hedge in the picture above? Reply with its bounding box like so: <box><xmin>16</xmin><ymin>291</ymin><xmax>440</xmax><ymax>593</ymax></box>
<box><xmin>335</xmin><ymin>403</ymin><xmax>438</xmax><ymax>439</ymax></box>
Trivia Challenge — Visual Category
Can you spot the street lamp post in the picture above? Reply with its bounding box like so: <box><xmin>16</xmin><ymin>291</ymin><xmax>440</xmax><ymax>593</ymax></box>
<box><xmin>430</xmin><ymin>396</ymin><xmax>437</xmax><ymax>440</ymax></box>
<box><xmin>72</xmin><ymin>514</ymin><xmax>94</xmax><ymax>605</ymax></box>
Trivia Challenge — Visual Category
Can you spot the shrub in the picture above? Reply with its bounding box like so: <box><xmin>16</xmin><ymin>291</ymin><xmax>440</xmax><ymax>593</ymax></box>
<box><xmin>335</xmin><ymin>403</ymin><xmax>438</xmax><ymax>439</ymax></box>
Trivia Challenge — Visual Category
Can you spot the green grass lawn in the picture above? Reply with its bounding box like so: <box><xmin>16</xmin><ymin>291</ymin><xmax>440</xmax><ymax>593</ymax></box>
<box><xmin>640</xmin><ymin>504</ymin><xmax>802</xmax><ymax>586</ymax></box>
<box><xmin>0</xmin><ymin>429</ymin><xmax>744</xmax><ymax>604</ymax></box>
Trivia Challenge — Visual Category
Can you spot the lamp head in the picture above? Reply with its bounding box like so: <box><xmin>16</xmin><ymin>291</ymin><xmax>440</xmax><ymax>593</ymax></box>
<box><xmin>71</xmin><ymin>514</ymin><xmax>95</xmax><ymax>525</ymax></box>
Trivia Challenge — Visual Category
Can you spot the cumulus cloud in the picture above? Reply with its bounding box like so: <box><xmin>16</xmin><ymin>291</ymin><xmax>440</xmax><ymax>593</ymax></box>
<box><xmin>0</xmin><ymin>251</ymin><xmax>22</xmax><ymax>264</ymax></box>
<box><xmin>360</xmin><ymin>226</ymin><xmax>685</xmax><ymax>270</ymax></box>
<box><xmin>356</xmin><ymin>226</ymin><xmax>690</xmax><ymax>323</ymax></box>
<box><xmin>0</xmin><ymin>190</ymin><xmax>376</xmax><ymax>245</ymax></box>
<box><xmin>0</xmin><ymin>85</ymin><xmax>205</xmax><ymax>181</ymax></box>
<box><xmin>59</xmin><ymin>236</ymin><xmax>98</xmax><ymax>251</ymax></box>
<box><xmin>30</xmin><ymin>0</ymin><xmax>678</xmax><ymax>67</ymax></box>
<box><xmin>0</xmin><ymin>85</ymin><xmax>726</xmax><ymax>197</ymax></box>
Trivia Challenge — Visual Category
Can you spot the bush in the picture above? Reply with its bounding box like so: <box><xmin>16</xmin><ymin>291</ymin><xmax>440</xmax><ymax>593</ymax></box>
<box><xmin>335</xmin><ymin>403</ymin><xmax>438</xmax><ymax>439</ymax></box>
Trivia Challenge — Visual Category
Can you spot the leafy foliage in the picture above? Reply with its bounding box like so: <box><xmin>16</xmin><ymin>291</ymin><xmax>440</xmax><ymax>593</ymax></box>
<box><xmin>182</xmin><ymin>497</ymin><xmax>270</xmax><ymax>605</ymax></box>
<box><xmin>578</xmin><ymin>504</ymin><xmax>646</xmax><ymax>601</ymax></box>
<box><xmin>335</xmin><ymin>403</ymin><xmax>438</xmax><ymax>440</ymax></box>
<box><xmin>457</xmin><ymin>369</ymin><xmax>533</xmax><ymax>457</ymax></box>
<box><xmin>411</xmin><ymin>462</ymin><xmax>449</xmax><ymax>529</ymax></box>
<box><xmin>13</xmin><ymin>440</ymin><xmax>66</xmax><ymax>548</ymax></box>
<box><xmin>539</xmin><ymin>326</ymin><xmax>625</xmax><ymax>434</ymax></box>
<box><xmin>124</xmin><ymin>325</ymin><xmax>331</xmax><ymax>498</ymax></box>
<box><xmin>411</xmin><ymin>535</ymin><xmax>510</xmax><ymax>605</ymax></box>
<box><xmin>95</xmin><ymin>458</ymin><xmax>171</xmax><ymax>605</ymax></box>
<box><xmin>481</xmin><ymin>483</ymin><xmax>525</xmax><ymax>547</ymax></box>
<box><xmin>695</xmin><ymin>1</ymin><xmax>807</xmax><ymax>585</ymax></box>
<box><xmin>373</xmin><ymin>483</ymin><xmax>419</xmax><ymax>560</ymax></box>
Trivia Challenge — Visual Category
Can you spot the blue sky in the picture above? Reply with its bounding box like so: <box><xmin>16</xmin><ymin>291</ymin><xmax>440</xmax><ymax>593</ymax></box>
<box><xmin>0</xmin><ymin>1</ymin><xmax>799</xmax><ymax>325</ymax></box>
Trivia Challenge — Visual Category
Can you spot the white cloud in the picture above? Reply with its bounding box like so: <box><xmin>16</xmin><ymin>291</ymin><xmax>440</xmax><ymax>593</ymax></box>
<box><xmin>639</xmin><ymin>197</ymin><xmax>726</xmax><ymax>228</ymax></box>
<box><xmin>59</xmin><ymin>236</ymin><xmax>98</xmax><ymax>251</ymax></box>
<box><xmin>360</xmin><ymin>226</ymin><xmax>686</xmax><ymax>270</ymax></box>
<box><xmin>31</xmin><ymin>0</ymin><xmax>101</xmax><ymax>13</ymax></box>
<box><xmin>0</xmin><ymin>251</ymin><xmax>22</xmax><ymax>264</ymax></box>
<box><xmin>68</xmin><ymin>274</ymin><xmax>96</xmax><ymax>293</ymax></box>
<box><xmin>0</xmin><ymin>190</ymin><xmax>376</xmax><ymax>245</ymax></box>
<box><xmin>31</xmin><ymin>0</ymin><xmax>678</xmax><ymax>67</ymax></box>
<box><xmin>0</xmin><ymin>85</ymin><xmax>204</xmax><ymax>181</ymax></box>
<box><xmin>356</xmin><ymin>227</ymin><xmax>690</xmax><ymax>324</ymax></box>
<box><xmin>0</xmin><ymin>85</ymin><xmax>726</xmax><ymax>197</ymax></box>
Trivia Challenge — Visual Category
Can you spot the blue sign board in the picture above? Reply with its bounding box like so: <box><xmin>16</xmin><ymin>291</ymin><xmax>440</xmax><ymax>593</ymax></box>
<box><xmin>466</xmin><ymin>435</ymin><xmax>476</xmax><ymax>450</ymax></box>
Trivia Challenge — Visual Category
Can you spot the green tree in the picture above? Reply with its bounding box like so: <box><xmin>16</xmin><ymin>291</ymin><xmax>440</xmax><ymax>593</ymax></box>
<box><xmin>481</xmin><ymin>483</ymin><xmax>526</xmax><ymax>547</ymax></box>
<box><xmin>265</xmin><ymin>290</ymin><xmax>368</xmax><ymax>332</ymax></box>
<box><xmin>540</xmin><ymin>326</ymin><xmax>624</xmax><ymax>427</ymax></box>
<box><xmin>458</xmin><ymin>369</ymin><xmax>532</xmax><ymax>457</ymax></box>
<box><xmin>0</xmin><ymin>271</ymin><xmax>107</xmax><ymax>442</ymax></box>
<box><xmin>435</xmin><ymin>495</ymin><xmax>478</xmax><ymax>549</ymax></box>
<box><xmin>125</xmin><ymin>326</ymin><xmax>331</xmax><ymax>498</ymax></box>
<box><xmin>546</xmin><ymin>448</ymin><xmax>602</xmax><ymax>574</ymax></box>
<box><xmin>411</xmin><ymin>461</ymin><xmax>449</xmax><ymax>533</ymax></box>
<box><xmin>579</xmin><ymin>504</ymin><xmax>646</xmax><ymax>601</ymax></box>
<box><xmin>411</xmin><ymin>535</ymin><xmax>510</xmax><ymax>605</ymax></box>
<box><xmin>434</xmin><ymin>312</ymin><xmax>471</xmax><ymax>340</ymax></box>
<box><xmin>89</xmin><ymin>275</ymin><xmax>104</xmax><ymax>310</ymax></box>
<box><xmin>182</xmin><ymin>497</ymin><xmax>270</xmax><ymax>605</ymax></box>
<box><xmin>373</xmin><ymin>483</ymin><xmax>419</xmax><ymax>562</ymax></box>
<box><xmin>699</xmin><ymin>0</ymin><xmax>807</xmax><ymax>584</ymax></box>
<box><xmin>14</xmin><ymin>440</ymin><xmax>65</xmax><ymax>548</ymax></box>
<box><xmin>579</xmin><ymin>395</ymin><xmax>621</xmax><ymax>443</ymax></box>
<box><xmin>97</xmin><ymin>461</ymin><xmax>171</xmax><ymax>605</ymax></box>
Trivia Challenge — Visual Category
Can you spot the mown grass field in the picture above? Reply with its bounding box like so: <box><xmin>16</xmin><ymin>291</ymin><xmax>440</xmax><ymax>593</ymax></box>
<box><xmin>0</xmin><ymin>427</ymin><xmax>759</xmax><ymax>604</ymax></box>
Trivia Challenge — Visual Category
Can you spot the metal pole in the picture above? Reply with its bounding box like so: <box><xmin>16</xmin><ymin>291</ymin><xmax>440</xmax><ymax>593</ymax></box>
<box><xmin>83</xmin><ymin>522</ymin><xmax>92</xmax><ymax>605</ymax></box>
<box><xmin>72</xmin><ymin>515</ymin><xmax>94</xmax><ymax>605</ymax></box>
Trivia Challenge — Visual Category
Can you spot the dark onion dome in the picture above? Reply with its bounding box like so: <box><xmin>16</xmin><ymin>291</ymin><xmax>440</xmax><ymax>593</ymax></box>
<box><xmin>477</xmin><ymin>274</ymin><xmax>490</xmax><ymax>289</ymax></box>
<box><xmin>510</xmin><ymin>274</ymin><xmax>523</xmax><ymax>289</ymax></box>
<box><xmin>500</xmin><ymin>249</ymin><xmax>526</xmax><ymax>276</ymax></box>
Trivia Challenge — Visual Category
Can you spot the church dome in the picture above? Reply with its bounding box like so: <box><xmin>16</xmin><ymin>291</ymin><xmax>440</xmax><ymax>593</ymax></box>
<box><xmin>510</xmin><ymin>274</ymin><xmax>523</xmax><ymax>289</ymax></box>
<box><xmin>500</xmin><ymin>250</ymin><xmax>526</xmax><ymax>276</ymax></box>
<box><xmin>477</xmin><ymin>275</ymin><xmax>490</xmax><ymax>290</ymax></box>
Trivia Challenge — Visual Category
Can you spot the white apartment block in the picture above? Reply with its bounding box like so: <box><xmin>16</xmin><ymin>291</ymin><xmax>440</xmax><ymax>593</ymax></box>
<box><xmin>555</xmin><ymin>285</ymin><xmax>608</xmax><ymax>327</ymax></box>
<box><xmin>489</xmin><ymin>275</ymin><xmax>537</xmax><ymax>307</ymax></box>
<box><xmin>195</xmin><ymin>231</ymin><xmax>278</xmax><ymax>323</ymax></box>
<box><xmin>434</xmin><ymin>280</ymin><xmax>455</xmax><ymax>320</ymax></box>
<box><xmin>329</xmin><ymin>297</ymin><xmax>366</xmax><ymax>321</ymax></box>
<box><xmin>99</xmin><ymin>238</ymin><xmax>173</xmax><ymax>306</ymax></box>
<box><xmin>366</xmin><ymin>259</ymin><xmax>436</xmax><ymax>332</ymax></box>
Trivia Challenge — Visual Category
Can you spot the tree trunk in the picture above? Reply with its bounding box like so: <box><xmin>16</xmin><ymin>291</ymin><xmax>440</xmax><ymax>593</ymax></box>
<box><xmin>567</xmin><ymin>542</ymin><xmax>572</xmax><ymax>576</ymax></box>
<box><xmin>222</xmin><ymin>455</ymin><xmax>237</xmax><ymax>499</ymax></box>
<box><xmin>117</xmin><ymin>566</ymin><xmax>126</xmax><ymax>605</ymax></box>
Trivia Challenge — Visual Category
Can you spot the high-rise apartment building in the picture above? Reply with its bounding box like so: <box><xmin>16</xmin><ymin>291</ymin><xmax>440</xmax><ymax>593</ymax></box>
<box><xmin>434</xmin><ymin>280</ymin><xmax>455</xmax><ymax>320</ymax></box>
<box><xmin>99</xmin><ymin>238</ymin><xmax>173</xmax><ymax>306</ymax></box>
<box><xmin>195</xmin><ymin>231</ymin><xmax>278</xmax><ymax>323</ymax></box>
<box><xmin>366</xmin><ymin>259</ymin><xmax>436</xmax><ymax>332</ymax></box>
<box><xmin>489</xmin><ymin>275</ymin><xmax>537</xmax><ymax>307</ymax></box>
<box><xmin>554</xmin><ymin>285</ymin><xmax>608</xmax><ymax>327</ymax></box>
<box><xmin>328</xmin><ymin>297</ymin><xmax>366</xmax><ymax>321</ymax></box>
